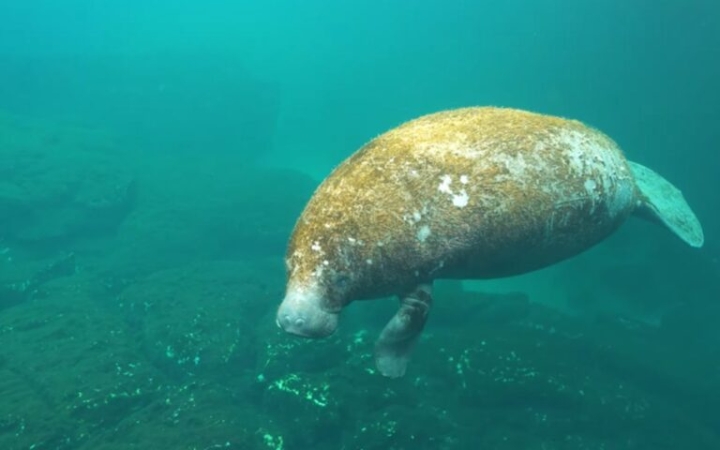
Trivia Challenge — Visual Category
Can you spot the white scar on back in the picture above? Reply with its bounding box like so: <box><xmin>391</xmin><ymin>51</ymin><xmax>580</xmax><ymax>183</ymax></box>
<box><xmin>438</xmin><ymin>175</ymin><xmax>470</xmax><ymax>208</ymax></box>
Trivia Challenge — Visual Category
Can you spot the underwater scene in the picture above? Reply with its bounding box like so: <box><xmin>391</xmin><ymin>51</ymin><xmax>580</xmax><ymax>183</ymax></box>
<box><xmin>1</xmin><ymin>1</ymin><xmax>719</xmax><ymax>449</ymax></box>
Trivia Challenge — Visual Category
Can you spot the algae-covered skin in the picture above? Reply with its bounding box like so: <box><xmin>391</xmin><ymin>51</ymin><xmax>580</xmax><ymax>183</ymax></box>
<box><xmin>289</xmin><ymin>107</ymin><xmax>635</xmax><ymax>295</ymax></box>
<box><xmin>276</xmin><ymin>107</ymin><xmax>703</xmax><ymax>378</ymax></box>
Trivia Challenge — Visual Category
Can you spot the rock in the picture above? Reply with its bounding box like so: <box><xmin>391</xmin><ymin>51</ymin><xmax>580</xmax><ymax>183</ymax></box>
<box><xmin>115</xmin><ymin>260</ymin><xmax>284</xmax><ymax>382</ymax></box>
<box><xmin>0</xmin><ymin>253</ymin><xmax>76</xmax><ymax>311</ymax></box>
<box><xmin>0</xmin><ymin>272</ymin><xmax>153</xmax><ymax>449</ymax></box>
<box><xmin>109</xmin><ymin>158</ymin><xmax>316</xmax><ymax>274</ymax></box>
<box><xmin>0</xmin><ymin>113</ymin><xmax>136</xmax><ymax>249</ymax></box>
<box><xmin>1</xmin><ymin>260</ymin><xmax>720</xmax><ymax>448</ymax></box>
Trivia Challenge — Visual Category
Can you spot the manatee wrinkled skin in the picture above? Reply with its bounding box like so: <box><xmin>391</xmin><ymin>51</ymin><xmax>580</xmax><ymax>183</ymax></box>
<box><xmin>276</xmin><ymin>107</ymin><xmax>704</xmax><ymax>378</ymax></box>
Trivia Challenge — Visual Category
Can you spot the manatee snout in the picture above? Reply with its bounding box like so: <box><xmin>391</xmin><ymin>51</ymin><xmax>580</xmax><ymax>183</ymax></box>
<box><xmin>276</xmin><ymin>290</ymin><xmax>339</xmax><ymax>338</ymax></box>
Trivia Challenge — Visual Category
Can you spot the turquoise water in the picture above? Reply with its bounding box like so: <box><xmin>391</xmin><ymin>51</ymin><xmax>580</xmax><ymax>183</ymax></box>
<box><xmin>1</xmin><ymin>1</ymin><xmax>718</xmax><ymax>449</ymax></box>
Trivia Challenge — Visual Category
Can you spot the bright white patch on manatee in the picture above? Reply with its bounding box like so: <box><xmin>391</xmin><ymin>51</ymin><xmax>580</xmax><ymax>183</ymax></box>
<box><xmin>438</xmin><ymin>175</ymin><xmax>471</xmax><ymax>208</ymax></box>
<box><xmin>534</xmin><ymin>140</ymin><xmax>548</xmax><ymax>153</ymax></box>
<box><xmin>438</xmin><ymin>175</ymin><xmax>452</xmax><ymax>194</ymax></box>
<box><xmin>584</xmin><ymin>179</ymin><xmax>597</xmax><ymax>193</ymax></box>
<box><xmin>323</xmin><ymin>260</ymin><xmax>329</xmax><ymax>266</ymax></box>
<box><xmin>452</xmin><ymin>190</ymin><xmax>469</xmax><ymax>208</ymax></box>
<box><xmin>490</xmin><ymin>152</ymin><xmax>529</xmax><ymax>181</ymax></box>
<box><xmin>366</xmin><ymin>259</ymin><xmax>373</xmax><ymax>265</ymax></box>
<box><xmin>402</xmin><ymin>210</ymin><xmax>423</xmax><ymax>225</ymax></box>
<box><xmin>563</xmin><ymin>132</ymin><xmax>587</xmax><ymax>176</ymax></box>
<box><xmin>286</xmin><ymin>256</ymin><xmax>298</xmax><ymax>276</ymax></box>
<box><xmin>554</xmin><ymin>129</ymin><xmax>616</xmax><ymax>182</ymax></box>
<box><xmin>345</xmin><ymin>236</ymin><xmax>365</xmax><ymax>246</ymax></box>
<box><xmin>416</xmin><ymin>225</ymin><xmax>431</xmax><ymax>242</ymax></box>
<box><xmin>532</xmin><ymin>129</ymin><xmax>635</xmax><ymax>222</ymax></box>
<box><xmin>310</xmin><ymin>264</ymin><xmax>324</xmax><ymax>278</ymax></box>
<box><xmin>552</xmin><ymin>128</ymin><xmax>634</xmax><ymax>219</ymax></box>
<box><xmin>583</xmin><ymin>179</ymin><xmax>599</xmax><ymax>214</ymax></box>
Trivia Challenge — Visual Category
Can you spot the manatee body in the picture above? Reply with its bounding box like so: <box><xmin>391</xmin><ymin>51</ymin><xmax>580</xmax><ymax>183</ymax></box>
<box><xmin>276</xmin><ymin>107</ymin><xmax>704</xmax><ymax>378</ymax></box>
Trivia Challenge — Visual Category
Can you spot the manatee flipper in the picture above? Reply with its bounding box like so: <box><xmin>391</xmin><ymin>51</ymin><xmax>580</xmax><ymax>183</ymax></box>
<box><xmin>629</xmin><ymin>161</ymin><xmax>704</xmax><ymax>248</ymax></box>
<box><xmin>374</xmin><ymin>284</ymin><xmax>433</xmax><ymax>378</ymax></box>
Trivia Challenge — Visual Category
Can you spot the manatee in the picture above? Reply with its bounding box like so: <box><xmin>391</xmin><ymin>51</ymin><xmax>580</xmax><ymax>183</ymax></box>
<box><xmin>276</xmin><ymin>107</ymin><xmax>704</xmax><ymax>378</ymax></box>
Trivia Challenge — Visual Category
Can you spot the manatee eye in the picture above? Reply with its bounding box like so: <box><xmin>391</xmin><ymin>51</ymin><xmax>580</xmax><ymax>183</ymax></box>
<box><xmin>332</xmin><ymin>273</ymin><xmax>350</xmax><ymax>290</ymax></box>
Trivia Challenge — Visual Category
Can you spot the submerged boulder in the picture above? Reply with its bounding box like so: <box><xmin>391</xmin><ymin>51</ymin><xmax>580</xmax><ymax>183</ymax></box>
<box><xmin>1</xmin><ymin>259</ymin><xmax>720</xmax><ymax>449</ymax></box>
<box><xmin>109</xmin><ymin>156</ymin><xmax>317</xmax><ymax>275</ymax></box>
<box><xmin>0</xmin><ymin>113</ymin><xmax>136</xmax><ymax>249</ymax></box>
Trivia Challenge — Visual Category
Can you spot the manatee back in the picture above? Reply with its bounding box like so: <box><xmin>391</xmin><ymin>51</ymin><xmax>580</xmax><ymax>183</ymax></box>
<box><xmin>288</xmin><ymin>108</ymin><xmax>638</xmax><ymax>297</ymax></box>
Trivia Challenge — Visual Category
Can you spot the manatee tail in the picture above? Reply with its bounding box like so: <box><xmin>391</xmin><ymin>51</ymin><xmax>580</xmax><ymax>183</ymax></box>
<box><xmin>629</xmin><ymin>161</ymin><xmax>704</xmax><ymax>248</ymax></box>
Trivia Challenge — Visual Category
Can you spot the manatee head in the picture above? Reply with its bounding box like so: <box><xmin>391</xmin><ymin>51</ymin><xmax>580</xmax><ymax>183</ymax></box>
<box><xmin>276</xmin><ymin>282</ymin><xmax>341</xmax><ymax>338</ymax></box>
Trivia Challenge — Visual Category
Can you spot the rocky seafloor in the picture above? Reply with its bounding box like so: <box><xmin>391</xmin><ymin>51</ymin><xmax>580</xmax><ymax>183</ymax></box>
<box><xmin>1</xmin><ymin>114</ymin><xmax>720</xmax><ymax>450</ymax></box>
